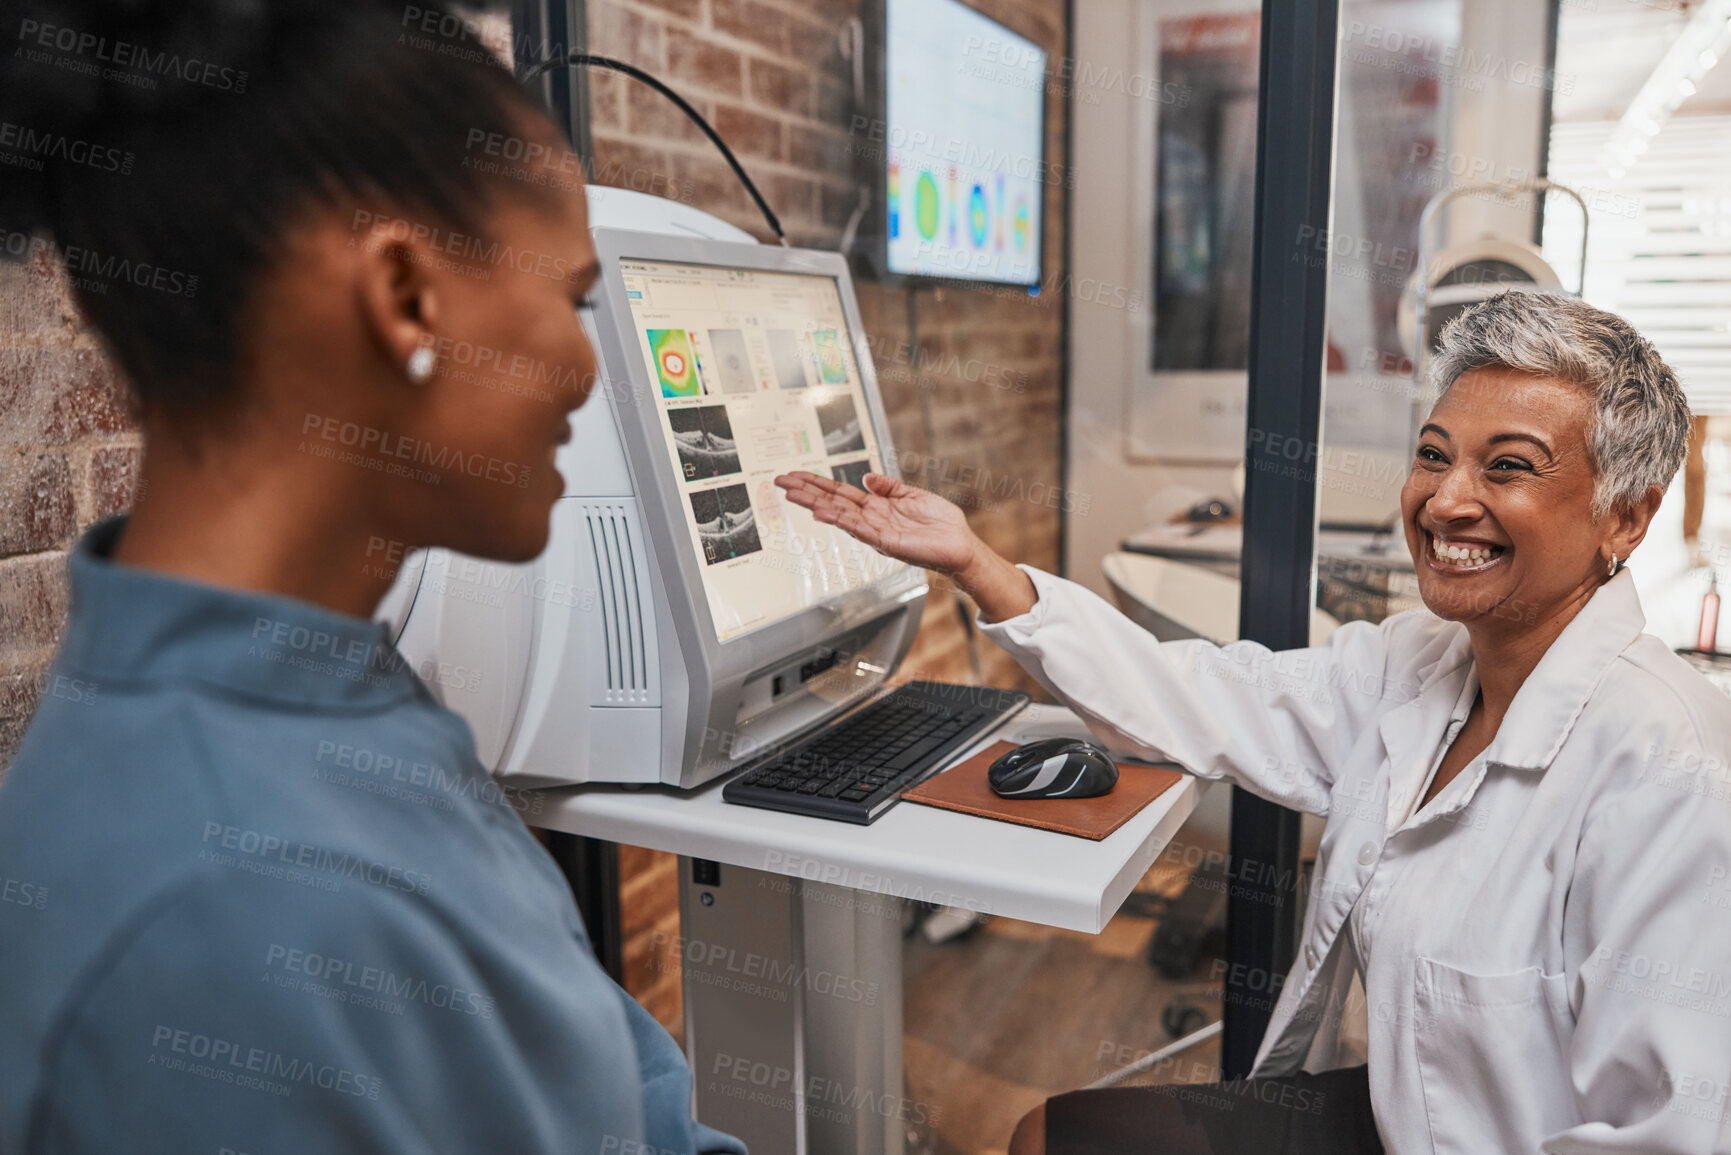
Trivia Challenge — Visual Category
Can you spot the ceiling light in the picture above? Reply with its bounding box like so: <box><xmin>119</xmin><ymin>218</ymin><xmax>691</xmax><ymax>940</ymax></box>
<box><xmin>1602</xmin><ymin>0</ymin><xmax>1731</xmax><ymax>178</ymax></box>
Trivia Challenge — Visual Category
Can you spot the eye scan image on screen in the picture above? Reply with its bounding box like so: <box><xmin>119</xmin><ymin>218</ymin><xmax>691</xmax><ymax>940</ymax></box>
<box><xmin>622</xmin><ymin>259</ymin><xmax>907</xmax><ymax>642</ymax></box>
<box><xmin>882</xmin><ymin>0</ymin><xmax>1046</xmax><ymax>285</ymax></box>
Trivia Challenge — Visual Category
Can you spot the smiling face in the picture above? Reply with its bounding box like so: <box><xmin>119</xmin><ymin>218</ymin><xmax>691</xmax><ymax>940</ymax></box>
<box><xmin>1401</xmin><ymin>367</ymin><xmax>1616</xmax><ymax>631</ymax></box>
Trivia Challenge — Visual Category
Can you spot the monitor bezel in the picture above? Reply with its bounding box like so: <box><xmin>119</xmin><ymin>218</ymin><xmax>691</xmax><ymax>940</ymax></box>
<box><xmin>586</xmin><ymin>228</ymin><xmax>926</xmax><ymax>671</ymax></box>
<box><xmin>853</xmin><ymin>0</ymin><xmax>1051</xmax><ymax>294</ymax></box>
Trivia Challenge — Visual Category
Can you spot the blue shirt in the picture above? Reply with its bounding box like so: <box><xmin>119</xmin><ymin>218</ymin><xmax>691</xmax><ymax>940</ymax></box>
<box><xmin>0</xmin><ymin>518</ymin><xmax>745</xmax><ymax>1155</ymax></box>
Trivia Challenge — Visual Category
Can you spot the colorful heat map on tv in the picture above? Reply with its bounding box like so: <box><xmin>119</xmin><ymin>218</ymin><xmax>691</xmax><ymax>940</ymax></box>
<box><xmin>888</xmin><ymin>168</ymin><xmax>1033</xmax><ymax>251</ymax></box>
<box><xmin>881</xmin><ymin>0</ymin><xmax>1045</xmax><ymax>285</ymax></box>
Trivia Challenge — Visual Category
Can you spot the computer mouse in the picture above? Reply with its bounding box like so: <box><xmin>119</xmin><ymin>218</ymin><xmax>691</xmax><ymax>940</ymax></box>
<box><xmin>987</xmin><ymin>738</ymin><xmax>1119</xmax><ymax>799</ymax></box>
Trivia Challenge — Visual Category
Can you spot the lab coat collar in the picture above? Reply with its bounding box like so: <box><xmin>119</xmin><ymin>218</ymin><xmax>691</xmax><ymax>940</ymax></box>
<box><xmin>1478</xmin><ymin>568</ymin><xmax>1647</xmax><ymax>772</ymax></box>
<box><xmin>60</xmin><ymin>516</ymin><xmax>421</xmax><ymax>710</ymax></box>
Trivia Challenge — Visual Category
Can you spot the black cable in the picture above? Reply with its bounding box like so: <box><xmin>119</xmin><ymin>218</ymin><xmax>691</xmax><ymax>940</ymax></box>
<box><xmin>522</xmin><ymin>53</ymin><xmax>787</xmax><ymax>246</ymax></box>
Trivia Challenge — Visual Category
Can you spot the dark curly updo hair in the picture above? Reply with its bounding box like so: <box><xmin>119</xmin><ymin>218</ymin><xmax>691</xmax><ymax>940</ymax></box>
<box><xmin>0</xmin><ymin>0</ymin><xmax>558</xmax><ymax>415</ymax></box>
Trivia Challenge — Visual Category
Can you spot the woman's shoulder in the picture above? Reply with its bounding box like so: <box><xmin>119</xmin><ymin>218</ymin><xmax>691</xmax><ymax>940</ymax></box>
<box><xmin>1596</xmin><ymin>634</ymin><xmax>1731</xmax><ymax>771</ymax></box>
<box><xmin>1544</xmin><ymin>635</ymin><xmax>1731</xmax><ymax>836</ymax></box>
<box><xmin>1559</xmin><ymin>642</ymin><xmax>1731</xmax><ymax>920</ymax></box>
<box><xmin>7</xmin><ymin>664</ymin><xmax>499</xmax><ymax>826</ymax></box>
<box><xmin>0</xmin><ymin>670</ymin><xmax>551</xmax><ymax>963</ymax></box>
<box><xmin>0</xmin><ymin>676</ymin><xmax>583</xmax><ymax>1076</ymax></box>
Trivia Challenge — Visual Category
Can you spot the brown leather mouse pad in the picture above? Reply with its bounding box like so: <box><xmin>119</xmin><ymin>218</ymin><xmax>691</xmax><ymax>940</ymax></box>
<box><xmin>902</xmin><ymin>740</ymin><xmax>1185</xmax><ymax>840</ymax></box>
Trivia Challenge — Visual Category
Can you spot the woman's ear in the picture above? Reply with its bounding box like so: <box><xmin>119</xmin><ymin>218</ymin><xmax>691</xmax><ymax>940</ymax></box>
<box><xmin>1605</xmin><ymin>484</ymin><xmax>1665</xmax><ymax>566</ymax></box>
<box><xmin>353</xmin><ymin>229</ymin><xmax>441</xmax><ymax>378</ymax></box>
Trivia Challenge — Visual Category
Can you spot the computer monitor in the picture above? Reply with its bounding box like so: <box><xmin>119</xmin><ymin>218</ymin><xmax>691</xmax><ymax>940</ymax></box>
<box><xmin>856</xmin><ymin>0</ymin><xmax>1049</xmax><ymax>289</ymax></box>
<box><xmin>620</xmin><ymin>257</ymin><xmax>903</xmax><ymax>642</ymax></box>
<box><xmin>382</xmin><ymin>194</ymin><xmax>929</xmax><ymax>790</ymax></box>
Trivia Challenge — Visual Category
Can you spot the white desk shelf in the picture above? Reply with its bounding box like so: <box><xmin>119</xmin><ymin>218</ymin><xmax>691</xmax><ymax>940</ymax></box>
<box><xmin>529</xmin><ymin>705</ymin><xmax>1202</xmax><ymax>934</ymax></box>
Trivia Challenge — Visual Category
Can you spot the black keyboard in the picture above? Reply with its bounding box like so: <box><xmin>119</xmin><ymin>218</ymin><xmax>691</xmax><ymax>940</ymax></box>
<box><xmin>721</xmin><ymin>681</ymin><xmax>1029</xmax><ymax>825</ymax></box>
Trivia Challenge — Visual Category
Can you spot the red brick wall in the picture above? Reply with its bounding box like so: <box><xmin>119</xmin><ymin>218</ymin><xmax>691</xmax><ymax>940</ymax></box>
<box><xmin>0</xmin><ymin>251</ymin><xmax>141</xmax><ymax>771</ymax></box>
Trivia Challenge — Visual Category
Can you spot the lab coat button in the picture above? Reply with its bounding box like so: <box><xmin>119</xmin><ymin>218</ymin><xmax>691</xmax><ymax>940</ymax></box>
<box><xmin>1357</xmin><ymin>841</ymin><xmax>1377</xmax><ymax>866</ymax></box>
<box><xmin>1304</xmin><ymin>943</ymin><xmax>1319</xmax><ymax>968</ymax></box>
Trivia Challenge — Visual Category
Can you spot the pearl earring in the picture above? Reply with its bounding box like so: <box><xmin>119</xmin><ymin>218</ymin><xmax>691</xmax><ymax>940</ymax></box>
<box><xmin>1608</xmin><ymin>554</ymin><xmax>1618</xmax><ymax>576</ymax></box>
<box><xmin>405</xmin><ymin>342</ymin><xmax>437</xmax><ymax>384</ymax></box>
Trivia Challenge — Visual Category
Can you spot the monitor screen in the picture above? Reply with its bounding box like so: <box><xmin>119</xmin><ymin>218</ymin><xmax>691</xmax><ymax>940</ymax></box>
<box><xmin>620</xmin><ymin>259</ymin><xmax>908</xmax><ymax>643</ymax></box>
<box><xmin>881</xmin><ymin>0</ymin><xmax>1047</xmax><ymax>286</ymax></box>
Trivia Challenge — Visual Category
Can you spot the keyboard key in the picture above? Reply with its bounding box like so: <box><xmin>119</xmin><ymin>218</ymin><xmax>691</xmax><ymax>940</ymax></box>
<box><xmin>885</xmin><ymin>736</ymin><xmax>948</xmax><ymax>772</ymax></box>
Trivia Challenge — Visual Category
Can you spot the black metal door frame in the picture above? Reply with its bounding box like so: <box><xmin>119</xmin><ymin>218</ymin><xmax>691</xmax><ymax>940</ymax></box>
<box><xmin>1222</xmin><ymin>0</ymin><xmax>1340</xmax><ymax>1078</ymax></box>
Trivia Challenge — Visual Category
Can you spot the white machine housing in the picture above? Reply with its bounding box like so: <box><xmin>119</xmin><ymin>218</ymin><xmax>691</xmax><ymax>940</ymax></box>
<box><xmin>375</xmin><ymin>188</ymin><xmax>928</xmax><ymax>789</ymax></box>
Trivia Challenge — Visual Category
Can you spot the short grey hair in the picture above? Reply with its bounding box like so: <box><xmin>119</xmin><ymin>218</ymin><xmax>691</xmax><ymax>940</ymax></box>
<box><xmin>1428</xmin><ymin>291</ymin><xmax>1692</xmax><ymax>519</ymax></box>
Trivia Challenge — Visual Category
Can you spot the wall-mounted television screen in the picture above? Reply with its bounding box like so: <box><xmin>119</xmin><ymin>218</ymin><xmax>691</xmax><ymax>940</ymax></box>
<box><xmin>858</xmin><ymin>0</ymin><xmax>1048</xmax><ymax>289</ymax></box>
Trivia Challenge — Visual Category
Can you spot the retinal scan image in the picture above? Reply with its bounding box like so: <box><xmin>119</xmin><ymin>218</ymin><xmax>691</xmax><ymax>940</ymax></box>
<box><xmin>815</xmin><ymin>393</ymin><xmax>866</xmax><ymax>455</ymax></box>
<box><xmin>766</xmin><ymin>329</ymin><xmax>808</xmax><ymax>389</ymax></box>
<box><xmin>668</xmin><ymin>404</ymin><xmax>741</xmax><ymax>480</ymax></box>
<box><xmin>707</xmin><ymin>329</ymin><xmax>756</xmax><ymax>394</ymax></box>
<box><xmin>689</xmin><ymin>483</ymin><xmax>761</xmax><ymax>565</ymax></box>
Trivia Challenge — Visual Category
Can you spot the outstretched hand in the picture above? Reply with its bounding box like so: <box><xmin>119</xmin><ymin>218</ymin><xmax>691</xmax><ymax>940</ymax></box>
<box><xmin>774</xmin><ymin>469</ymin><xmax>1039</xmax><ymax>622</ymax></box>
<box><xmin>773</xmin><ymin>470</ymin><xmax>977</xmax><ymax>577</ymax></box>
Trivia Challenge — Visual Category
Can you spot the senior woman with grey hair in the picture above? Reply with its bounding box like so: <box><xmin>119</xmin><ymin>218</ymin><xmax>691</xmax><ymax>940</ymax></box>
<box><xmin>777</xmin><ymin>291</ymin><xmax>1731</xmax><ymax>1155</ymax></box>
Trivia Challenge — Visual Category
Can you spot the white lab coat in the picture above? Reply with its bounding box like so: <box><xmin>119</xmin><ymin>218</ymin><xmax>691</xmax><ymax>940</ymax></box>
<box><xmin>977</xmin><ymin>566</ymin><xmax>1731</xmax><ymax>1154</ymax></box>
